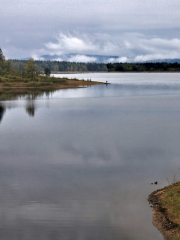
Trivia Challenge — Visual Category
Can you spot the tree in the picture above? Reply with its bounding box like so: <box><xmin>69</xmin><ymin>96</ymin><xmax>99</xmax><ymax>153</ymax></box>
<box><xmin>25</xmin><ymin>58</ymin><xmax>39</xmax><ymax>81</ymax></box>
<box><xmin>0</xmin><ymin>47</ymin><xmax>8</xmax><ymax>76</ymax></box>
<box><xmin>44</xmin><ymin>67</ymin><xmax>51</xmax><ymax>76</ymax></box>
<box><xmin>0</xmin><ymin>48</ymin><xmax>5</xmax><ymax>62</ymax></box>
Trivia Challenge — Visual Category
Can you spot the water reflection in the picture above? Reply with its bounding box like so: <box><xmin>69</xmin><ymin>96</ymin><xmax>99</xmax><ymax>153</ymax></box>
<box><xmin>0</xmin><ymin>89</ymin><xmax>55</xmax><ymax>118</ymax></box>
<box><xmin>0</xmin><ymin>104</ymin><xmax>5</xmax><ymax>123</ymax></box>
<box><xmin>2</xmin><ymin>73</ymin><xmax>180</xmax><ymax>240</ymax></box>
<box><xmin>0</xmin><ymin>89</ymin><xmax>55</xmax><ymax>101</ymax></box>
<box><xmin>26</xmin><ymin>103</ymin><xmax>36</xmax><ymax>117</ymax></box>
<box><xmin>0</xmin><ymin>100</ymin><xmax>36</xmax><ymax>119</ymax></box>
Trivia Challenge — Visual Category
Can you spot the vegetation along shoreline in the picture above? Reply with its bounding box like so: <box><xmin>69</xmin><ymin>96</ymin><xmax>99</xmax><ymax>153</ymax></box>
<box><xmin>0</xmin><ymin>48</ymin><xmax>104</xmax><ymax>91</ymax></box>
<box><xmin>149</xmin><ymin>182</ymin><xmax>180</xmax><ymax>240</ymax></box>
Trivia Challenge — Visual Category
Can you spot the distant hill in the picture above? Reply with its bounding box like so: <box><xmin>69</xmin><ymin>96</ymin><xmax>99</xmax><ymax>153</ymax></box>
<box><xmin>18</xmin><ymin>54</ymin><xmax>120</xmax><ymax>63</ymax></box>
<box><xmin>143</xmin><ymin>59</ymin><xmax>180</xmax><ymax>63</ymax></box>
<box><xmin>17</xmin><ymin>54</ymin><xmax>180</xmax><ymax>64</ymax></box>
<box><xmin>39</xmin><ymin>54</ymin><xmax>120</xmax><ymax>63</ymax></box>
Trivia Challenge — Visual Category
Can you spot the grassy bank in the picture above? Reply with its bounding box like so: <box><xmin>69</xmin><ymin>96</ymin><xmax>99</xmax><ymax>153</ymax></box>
<box><xmin>0</xmin><ymin>75</ymin><xmax>104</xmax><ymax>90</ymax></box>
<box><xmin>149</xmin><ymin>182</ymin><xmax>180</xmax><ymax>240</ymax></box>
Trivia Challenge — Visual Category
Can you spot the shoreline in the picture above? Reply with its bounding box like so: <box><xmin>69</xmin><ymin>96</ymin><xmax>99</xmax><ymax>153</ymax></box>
<box><xmin>51</xmin><ymin>71</ymin><xmax>108</xmax><ymax>74</ymax></box>
<box><xmin>51</xmin><ymin>71</ymin><xmax>180</xmax><ymax>74</ymax></box>
<box><xmin>0</xmin><ymin>79</ymin><xmax>104</xmax><ymax>91</ymax></box>
<box><xmin>148</xmin><ymin>184</ymin><xmax>180</xmax><ymax>240</ymax></box>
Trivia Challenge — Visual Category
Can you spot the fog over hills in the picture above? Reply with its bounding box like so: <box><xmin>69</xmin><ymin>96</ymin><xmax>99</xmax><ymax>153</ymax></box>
<box><xmin>19</xmin><ymin>54</ymin><xmax>180</xmax><ymax>64</ymax></box>
<box><xmin>19</xmin><ymin>54</ymin><xmax>128</xmax><ymax>63</ymax></box>
<box><xmin>142</xmin><ymin>59</ymin><xmax>180</xmax><ymax>64</ymax></box>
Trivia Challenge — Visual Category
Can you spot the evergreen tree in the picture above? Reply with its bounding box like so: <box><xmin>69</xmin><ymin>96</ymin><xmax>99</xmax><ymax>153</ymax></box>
<box><xmin>44</xmin><ymin>67</ymin><xmax>51</xmax><ymax>76</ymax></box>
<box><xmin>0</xmin><ymin>48</ymin><xmax>4</xmax><ymax>62</ymax></box>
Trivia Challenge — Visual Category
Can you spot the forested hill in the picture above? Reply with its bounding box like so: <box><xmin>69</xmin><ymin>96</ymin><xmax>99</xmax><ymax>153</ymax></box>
<box><xmin>106</xmin><ymin>62</ymin><xmax>180</xmax><ymax>72</ymax></box>
<box><xmin>10</xmin><ymin>60</ymin><xmax>180</xmax><ymax>73</ymax></box>
<box><xmin>9</xmin><ymin>60</ymin><xmax>107</xmax><ymax>72</ymax></box>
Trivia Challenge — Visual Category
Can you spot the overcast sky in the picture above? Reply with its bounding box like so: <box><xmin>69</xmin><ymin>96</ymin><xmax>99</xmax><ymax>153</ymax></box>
<box><xmin>1</xmin><ymin>0</ymin><xmax>180</xmax><ymax>62</ymax></box>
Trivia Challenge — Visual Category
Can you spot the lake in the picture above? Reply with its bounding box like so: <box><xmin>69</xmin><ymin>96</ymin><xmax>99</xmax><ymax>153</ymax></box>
<box><xmin>1</xmin><ymin>72</ymin><xmax>180</xmax><ymax>239</ymax></box>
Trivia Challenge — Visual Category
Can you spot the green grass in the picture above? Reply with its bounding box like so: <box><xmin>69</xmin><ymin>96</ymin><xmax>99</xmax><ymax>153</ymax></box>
<box><xmin>0</xmin><ymin>72</ymin><xmax>93</xmax><ymax>90</ymax></box>
<box><xmin>155</xmin><ymin>183</ymin><xmax>180</xmax><ymax>239</ymax></box>
<box><xmin>162</xmin><ymin>187</ymin><xmax>180</xmax><ymax>220</ymax></box>
<box><xmin>26</xmin><ymin>81</ymin><xmax>54</xmax><ymax>87</ymax></box>
<box><xmin>0</xmin><ymin>74</ymin><xmax>68</xmax><ymax>86</ymax></box>
<box><xmin>160</xmin><ymin>183</ymin><xmax>180</xmax><ymax>234</ymax></box>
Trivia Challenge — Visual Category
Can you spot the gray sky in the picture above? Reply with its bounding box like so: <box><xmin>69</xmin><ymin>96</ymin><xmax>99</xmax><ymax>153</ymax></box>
<box><xmin>1</xmin><ymin>0</ymin><xmax>180</xmax><ymax>62</ymax></box>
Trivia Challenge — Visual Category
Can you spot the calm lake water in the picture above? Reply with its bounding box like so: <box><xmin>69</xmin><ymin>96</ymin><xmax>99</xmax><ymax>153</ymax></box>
<box><xmin>1</xmin><ymin>73</ymin><xmax>180</xmax><ymax>240</ymax></box>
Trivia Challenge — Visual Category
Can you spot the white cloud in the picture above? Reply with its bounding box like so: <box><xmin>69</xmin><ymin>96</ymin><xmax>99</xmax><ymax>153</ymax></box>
<box><xmin>35</xmin><ymin>34</ymin><xmax>180</xmax><ymax>62</ymax></box>
<box><xmin>68</xmin><ymin>55</ymin><xmax>97</xmax><ymax>62</ymax></box>
<box><xmin>130</xmin><ymin>37</ymin><xmax>180</xmax><ymax>61</ymax></box>
<box><xmin>53</xmin><ymin>58</ymin><xmax>63</xmax><ymax>61</ymax></box>
<box><xmin>2</xmin><ymin>0</ymin><xmax>180</xmax><ymax>61</ymax></box>
<box><xmin>5</xmin><ymin>31</ymin><xmax>180</xmax><ymax>63</ymax></box>
<box><xmin>134</xmin><ymin>53</ymin><xmax>179</xmax><ymax>62</ymax></box>
<box><xmin>45</xmin><ymin>33</ymin><xmax>97</xmax><ymax>55</ymax></box>
<box><xmin>31</xmin><ymin>54</ymin><xmax>45</xmax><ymax>60</ymax></box>
<box><xmin>108</xmin><ymin>57</ymin><xmax>128</xmax><ymax>63</ymax></box>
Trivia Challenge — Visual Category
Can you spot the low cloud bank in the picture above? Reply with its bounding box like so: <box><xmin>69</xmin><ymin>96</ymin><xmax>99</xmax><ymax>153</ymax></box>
<box><xmin>6</xmin><ymin>32</ymin><xmax>180</xmax><ymax>63</ymax></box>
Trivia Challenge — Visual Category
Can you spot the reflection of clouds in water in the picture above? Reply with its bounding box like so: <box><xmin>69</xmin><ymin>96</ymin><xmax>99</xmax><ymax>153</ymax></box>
<box><xmin>1</xmin><ymin>201</ymin><xmax>108</xmax><ymax>223</ymax></box>
<box><xmin>0</xmin><ymin>185</ymin><xmax>162</xmax><ymax>240</ymax></box>
<box><xmin>1</xmin><ymin>74</ymin><xmax>180</xmax><ymax>240</ymax></box>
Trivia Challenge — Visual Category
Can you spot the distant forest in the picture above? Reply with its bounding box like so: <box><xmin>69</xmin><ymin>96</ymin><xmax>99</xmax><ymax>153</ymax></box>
<box><xmin>9</xmin><ymin>60</ymin><xmax>180</xmax><ymax>73</ymax></box>
<box><xmin>9</xmin><ymin>60</ymin><xmax>108</xmax><ymax>72</ymax></box>
<box><xmin>106</xmin><ymin>62</ymin><xmax>180</xmax><ymax>72</ymax></box>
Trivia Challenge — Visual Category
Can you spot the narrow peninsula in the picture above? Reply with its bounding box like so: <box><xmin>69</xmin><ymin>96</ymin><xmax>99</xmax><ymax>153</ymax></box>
<box><xmin>0</xmin><ymin>49</ymin><xmax>104</xmax><ymax>91</ymax></box>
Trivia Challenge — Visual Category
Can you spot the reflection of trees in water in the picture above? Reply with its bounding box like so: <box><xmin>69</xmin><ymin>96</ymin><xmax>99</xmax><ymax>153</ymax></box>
<box><xmin>24</xmin><ymin>91</ymin><xmax>53</xmax><ymax>117</ymax></box>
<box><xmin>26</xmin><ymin>103</ymin><xmax>35</xmax><ymax>117</ymax></box>
<box><xmin>25</xmin><ymin>95</ymin><xmax>37</xmax><ymax>117</ymax></box>
<box><xmin>26</xmin><ymin>93</ymin><xmax>39</xmax><ymax>101</ymax></box>
<box><xmin>0</xmin><ymin>89</ymin><xmax>55</xmax><ymax>118</ymax></box>
<box><xmin>0</xmin><ymin>89</ymin><xmax>55</xmax><ymax>101</ymax></box>
<box><xmin>0</xmin><ymin>104</ymin><xmax>5</xmax><ymax>123</ymax></box>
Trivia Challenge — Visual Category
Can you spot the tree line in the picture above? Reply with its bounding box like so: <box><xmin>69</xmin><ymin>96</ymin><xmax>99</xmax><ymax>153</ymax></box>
<box><xmin>2</xmin><ymin>46</ymin><xmax>180</xmax><ymax>75</ymax></box>
<box><xmin>0</xmin><ymin>50</ymin><xmax>40</xmax><ymax>80</ymax></box>
<box><xmin>0</xmin><ymin>48</ymin><xmax>100</xmax><ymax>87</ymax></box>
<box><xmin>0</xmin><ymin>48</ymin><xmax>50</xmax><ymax>82</ymax></box>
<box><xmin>106</xmin><ymin>62</ymin><xmax>180</xmax><ymax>72</ymax></box>
<box><xmin>9</xmin><ymin>60</ymin><xmax>108</xmax><ymax>72</ymax></box>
